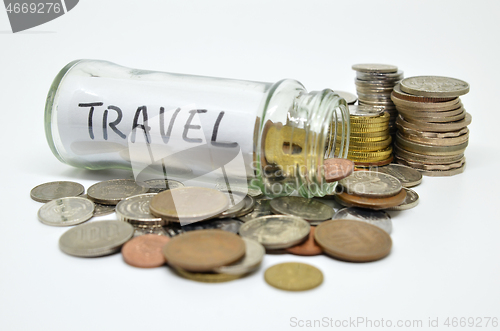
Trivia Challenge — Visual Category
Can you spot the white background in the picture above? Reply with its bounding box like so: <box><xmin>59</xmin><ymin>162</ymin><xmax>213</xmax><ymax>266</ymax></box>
<box><xmin>1</xmin><ymin>1</ymin><xmax>500</xmax><ymax>330</ymax></box>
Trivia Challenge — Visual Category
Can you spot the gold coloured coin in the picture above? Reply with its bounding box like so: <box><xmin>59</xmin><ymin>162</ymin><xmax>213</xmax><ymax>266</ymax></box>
<box><xmin>349</xmin><ymin>136</ymin><xmax>392</xmax><ymax>150</ymax></box>
<box><xmin>174</xmin><ymin>267</ymin><xmax>242</xmax><ymax>283</ymax></box>
<box><xmin>264</xmin><ymin>262</ymin><xmax>323</xmax><ymax>291</ymax></box>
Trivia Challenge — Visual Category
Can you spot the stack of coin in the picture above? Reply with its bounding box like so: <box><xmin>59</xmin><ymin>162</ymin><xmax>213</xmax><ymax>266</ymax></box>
<box><xmin>391</xmin><ymin>76</ymin><xmax>471</xmax><ymax>176</ymax></box>
<box><xmin>336</xmin><ymin>105</ymin><xmax>393</xmax><ymax>166</ymax></box>
<box><xmin>352</xmin><ymin>63</ymin><xmax>403</xmax><ymax>135</ymax></box>
<box><xmin>335</xmin><ymin>171</ymin><xmax>406</xmax><ymax>210</ymax></box>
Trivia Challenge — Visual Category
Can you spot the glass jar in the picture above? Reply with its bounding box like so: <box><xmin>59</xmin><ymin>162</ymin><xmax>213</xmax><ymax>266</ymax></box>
<box><xmin>45</xmin><ymin>60</ymin><xmax>350</xmax><ymax>198</ymax></box>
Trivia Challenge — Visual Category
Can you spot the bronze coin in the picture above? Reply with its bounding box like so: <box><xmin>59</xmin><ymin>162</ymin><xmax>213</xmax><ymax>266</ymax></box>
<box><xmin>121</xmin><ymin>234</ymin><xmax>170</xmax><ymax>268</ymax></box>
<box><xmin>324</xmin><ymin>158</ymin><xmax>354</xmax><ymax>183</ymax></box>
<box><xmin>315</xmin><ymin>219</ymin><xmax>392</xmax><ymax>262</ymax></box>
<box><xmin>335</xmin><ymin>189</ymin><xmax>406</xmax><ymax>210</ymax></box>
<box><xmin>285</xmin><ymin>227</ymin><xmax>323</xmax><ymax>256</ymax></box>
<box><xmin>162</xmin><ymin>229</ymin><xmax>246</xmax><ymax>272</ymax></box>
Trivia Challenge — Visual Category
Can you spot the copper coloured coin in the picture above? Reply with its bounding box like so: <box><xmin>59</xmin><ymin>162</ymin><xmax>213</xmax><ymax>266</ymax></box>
<box><xmin>324</xmin><ymin>158</ymin><xmax>354</xmax><ymax>183</ymax></box>
<box><xmin>335</xmin><ymin>189</ymin><xmax>406</xmax><ymax>210</ymax></box>
<box><xmin>121</xmin><ymin>234</ymin><xmax>171</xmax><ymax>268</ymax></box>
<box><xmin>315</xmin><ymin>219</ymin><xmax>392</xmax><ymax>262</ymax></box>
<box><xmin>285</xmin><ymin>227</ymin><xmax>323</xmax><ymax>256</ymax></box>
<box><xmin>162</xmin><ymin>229</ymin><xmax>246</xmax><ymax>272</ymax></box>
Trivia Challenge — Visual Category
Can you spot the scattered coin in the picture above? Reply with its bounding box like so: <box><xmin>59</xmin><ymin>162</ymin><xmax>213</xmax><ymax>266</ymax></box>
<box><xmin>180</xmin><ymin>219</ymin><xmax>243</xmax><ymax>234</ymax></box>
<box><xmin>375</xmin><ymin>164</ymin><xmax>422</xmax><ymax>188</ymax></box>
<box><xmin>234</xmin><ymin>195</ymin><xmax>255</xmax><ymax>218</ymax></box>
<box><xmin>143</xmin><ymin>179</ymin><xmax>185</xmax><ymax>193</ymax></box>
<box><xmin>121</xmin><ymin>234</ymin><xmax>170</xmax><ymax>268</ymax></box>
<box><xmin>213</xmin><ymin>238</ymin><xmax>265</xmax><ymax>275</ymax></box>
<box><xmin>87</xmin><ymin>179</ymin><xmax>148</xmax><ymax>205</ymax></box>
<box><xmin>315</xmin><ymin>219</ymin><xmax>392</xmax><ymax>262</ymax></box>
<box><xmin>264</xmin><ymin>262</ymin><xmax>323</xmax><ymax>291</ymax></box>
<box><xmin>37</xmin><ymin>197</ymin><xmax>94</xmax><ymax>227</ymax></box>
<box><xmin>59</xmin><ymin>220</ymin><xmax>135</xmax><ymax>257</ymax></box>
<box><xmin>270</xmin><ymin>196</ymin><xmax>334</xmax><ymax>222</ymax></box>
<box><xmin>324</xmin><ymin>158</ymin><xmax>354</xmax><ymax>183</ymax></box>
<box><xmin>386</xmin><ymin>188</ymin><xmax>419</xmax><ymax>211</ymax></box>
<box><xmin>238</xmin><ymin>199</ymin><xmax>272</xmax><ymax>222</ymax></box>
<box><xmin>239</xmin><ymin>215</ymin><xmax>310</xmax><ymax>250</ymax></box>
<box><xmin>400</xmin><ymin>76</ymin><xmax>470</xmax><ymax>98</ymax></box>
<box><xmin>81</xmin><ymin>194</ymin><xmax>115</xmax><ymax>217</ymax></box>
<box><xmin>162</xmin><ymin>229</ymin><xmax>245</xmax><ymax>272</ymax></box>
<box><xmin>30</xmin><ymin>181</ymin><xmax>84</xmax><ymax>203</ymax></box>
<box><xmin>149</xmin><ymin>187</ymin><xmax>229</xmax><ymax>223</ymax></box>
<box><xmin>216</xmin><ymin>191</ymin><xmax>247</xmax><ymax>219</ymax></box>
<box><xmin>116</xmin><ymin>193</ymin><xmax>164</xmax><ymax>227</ymax></box>
<box><xmin>335</xmin><ymin>188</ymin><xmax>407</xmax><ymax>210</ymax></box>
<box><xmin>174</xmin><ymin>267</ymin><xmax>242</xmax><ymax>283</ymax></box>
<box><xmin>338</xmin><ymin>171</ymin><xmax>402</xmax><ymax>198</ymax></box>
<box><xmin>285</xmin><ymin>227</ymin><xmax>323</xmax><ymax>256</ymax></box>
<box><xmin>333</xmin><ymin>207</ymin><xmax>392</xmax><ymax>234</ymax></box>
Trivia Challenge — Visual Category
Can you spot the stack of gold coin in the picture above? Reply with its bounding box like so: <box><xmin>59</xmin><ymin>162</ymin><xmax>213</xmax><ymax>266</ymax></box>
<box><xmin>336</xmin><ymin>105</ymin><xmax>393</xmax><ymax>166</ymax></box>
<box><xmin>352</xmin><ymin>63</ymin><xmax>404</xmax><ymax>135</ymax></box>
<box><xmin>391</xmin><ymin>76</ymin><xmax>471</xmax><ymax>176</ymax></box>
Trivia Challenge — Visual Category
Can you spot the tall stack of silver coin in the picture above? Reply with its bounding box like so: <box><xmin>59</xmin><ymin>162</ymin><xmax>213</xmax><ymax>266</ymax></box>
<box><xmin>352</xmin><ymin>63</ymin><xmax>404</xmax><ymax>136</ymax></box>
<box><xmin>391</xmin><ymin>76</ymin><xmax>471</xmax><ymax>176</ymax></box>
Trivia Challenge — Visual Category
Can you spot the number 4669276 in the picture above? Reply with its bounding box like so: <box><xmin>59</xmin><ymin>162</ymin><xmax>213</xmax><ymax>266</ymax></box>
<box><xmin>5</xmin><ymin>3</ymin><xmax>62</xmax><ymax>14</ymax></box>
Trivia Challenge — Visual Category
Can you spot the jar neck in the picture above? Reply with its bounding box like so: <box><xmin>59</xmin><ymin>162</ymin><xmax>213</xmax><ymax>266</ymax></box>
<box><xmin>258</xmin><ymin>87</ymin><xmax>350</xmax><ymax>198</ymax></box>
<box><xmin>292</xmin><ymin>89</ymin><xmax>350</xmax><ymax>197</ymax></box>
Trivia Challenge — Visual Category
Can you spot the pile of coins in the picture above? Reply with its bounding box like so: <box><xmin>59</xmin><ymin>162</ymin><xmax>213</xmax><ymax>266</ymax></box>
<box><xmin>336</xmin><ymin>105</ymin><xmax>393</xmax><ymax>166</ymax></box>
<box><xmin>391</xmin><ymin>76</ymin><xmax>471</xmax><ymax>176</ymax></box>
<box><xmin>31</xmin><ymin>158</ymin><xmax>425</xmax><ymax>291</ymax></box>
<box><xmin>335</xmin><ymin>171</ymin><xmax>407</xmax><ymax>210</ymax></box>
<box><xmin>352</xmin><ymin>63</ymin><xmax>404</xmax><ymax>136</ymax></box>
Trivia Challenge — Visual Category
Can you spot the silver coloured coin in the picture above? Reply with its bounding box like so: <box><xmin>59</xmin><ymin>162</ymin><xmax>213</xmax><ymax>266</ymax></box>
<box><xmin>338</xmin><ymin>171</ymin><xmax>402</xmax><ymax>198</ymax></box>
<box><xmin>352</xmin><ymin>63</ymin><xmax>398</xmax><ymax>73</ymax></box>
<box><xmin>387</xmin><ymin>188</ymin><xmax>419</xmax><ymax>211</ymax></box>
<box><xmin>179</xmin><ymin>219</ymin><xmax>243</xmax><ymax>234</ymax></box>
<box><xmin>349</xmin><ymin>104</ymin><xmax>385</xmax><ymax>117</ymax></box>
<box><xmin>234</xmin><ymin>195</ymin><xmax>255</xmax><ymax>218</ymax></box>
<box><xmin>400</xmin><ymin>76</ymin><xmax>470</xmax><ymax>98</ymax></box>
<box><xmin>81</xmin><ymin>194</ymin><xmax>115</xmax><ymax>217</ymax></box>
<box><xmin>30</xmin><ymin>181</ymin><xmax>84</xmax><ymax>203</ymax></box>
<box><xmin>38</xmin><ymin>197</ymin><xmax>94</xmax><ymax>227</ymax></box>
<box><xmin>356</xmin><ymin>70</ymin><xmax>404</xmax><ymax>81</ymax></box>
<box><xmin>334</xmin><ymin>90</ymin><xmax>358</xmax><ymax>105</ymax></box>
<box><xmin>216</xmin><ymin>191</ymin><xmax>247</xmax><ymax>219</ymax></box>
<box><xmin>333</xmin><ymin>207</ymin><xmax>392</xmax><ymax>234</ymax></box>
<box><xmin>143</xmin><ymin>179</ymin><xmax>184</xmax><ymax>193</ymax></box>
<box><xmin>59</xmin><ymin>220</ymin><xmax>134</xmax><ymax>257</ymax></box>
<box><xmin>239</xmin><ymin>215</ymin><xmax>310</xmax><ymax>250</ymax></box>
<box><xmin>133</xmin><ymin>226</ymin><xmax>170</xmax><ymax>238</ymax></box>
<box><xmin>116</xmin><ymin>193</ymin><xmax>164</xmax><ymax>226</ymax></box>
<box><xmin>239</xmin><ymin>199</ymin><xmax>272</xmax><ymax>222</ymax></box>
<box><xmin>213</xmin><ymin>238</ymin><xmax>265</xmax><ymax>275</ymax></box>
<box><xmin>87</xmin><ymin>179</ymin><xmax>149</xmax><ymax>205</ymax></box>
<box><xmin>270</xmin><ymin>196</ymin><xmax>334</xmax><ymax>222</ymax></box>
<box><xmin>375</xmin><ymin>164</ymin><xmax>422</xmax><ymax>188</ymax></box>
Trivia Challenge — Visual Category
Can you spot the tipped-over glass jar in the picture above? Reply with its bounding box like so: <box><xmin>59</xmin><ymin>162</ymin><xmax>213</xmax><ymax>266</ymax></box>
<box><xmin>45</xmin><ymin>60</ymin><xmax>350</xmax><ymax>198</ymax></box>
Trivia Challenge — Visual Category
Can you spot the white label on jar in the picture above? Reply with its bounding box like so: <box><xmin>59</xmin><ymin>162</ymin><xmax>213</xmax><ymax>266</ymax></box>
<box><xmin>55</xmin><ymin>75</ymin><xmax>261</xmax><ymax>184</ymax></box>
